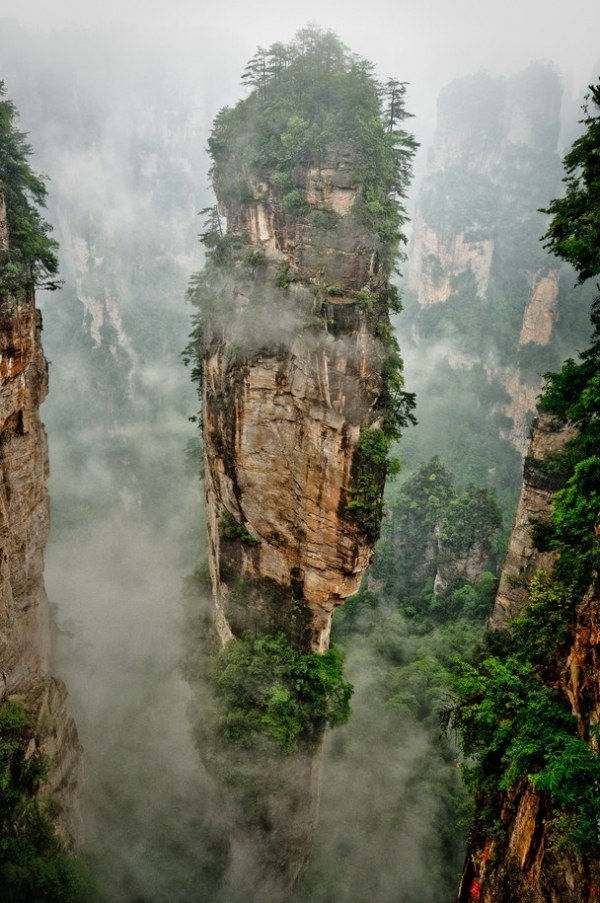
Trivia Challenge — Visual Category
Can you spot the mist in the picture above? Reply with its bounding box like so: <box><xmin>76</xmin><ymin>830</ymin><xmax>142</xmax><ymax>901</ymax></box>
<box><xmin>1</xmin><ymin>4</ymin><xmax>599</xmax><ymax>901</ymax></box>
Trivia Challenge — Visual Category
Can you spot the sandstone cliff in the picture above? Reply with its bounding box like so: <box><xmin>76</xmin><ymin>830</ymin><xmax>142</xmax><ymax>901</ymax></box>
<box><xmin>197</xmin><ymin>145</ymin><xmax>402</xmax><ymax>901</ymax></box>
<box><xmin>202</xmin><ymin>147</ymin><xmax>395</xmax><ymax>654</ymax></box>
<box><xmin>187</xmin><ymin>31</ymin><xmax>415</xmax><ymax>900</ymax></box>
<box><xmin>458</xmin><ymin>586</ymin><xmax>600</xmax><ymax>903</ymax></box>
<box><xmin>0</xmin><ymin>190</ymin><xmax>81</xmax><ymax>846</ymax></box>
<box><xmin>490</xmin><ymin>408</ymin><xmax>573</xmax><ymax>628</ymax></box>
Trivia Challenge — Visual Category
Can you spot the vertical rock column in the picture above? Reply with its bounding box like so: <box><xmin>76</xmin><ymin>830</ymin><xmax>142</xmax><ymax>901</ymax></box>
<box><xmin>202</xmin><ymin>152</ymin><xmax>392</xmax><ymax>655</ymax></box>
<box><xmin>0</xmin><ymin>190</ymin><xmax>82</xmax><ymax>847</ymax></box>
<box><xmin>198</xmin><ymin>146</ymin><xmax>397</xmax><ymax>903</ymax></box>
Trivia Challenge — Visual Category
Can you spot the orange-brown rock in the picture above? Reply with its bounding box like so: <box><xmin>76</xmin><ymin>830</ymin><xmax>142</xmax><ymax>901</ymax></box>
<box><xmin>490</xmin><ymin>408</ymin><xmax>573</xmax><ymax>629</ymax></box>
<box><xmin>458</xmin><ymin>585</ymin><xmax>600</xmax><ymax>903</ymax></box>
<box><xmin>203</xmin><ymin>149</ymin><xmax>392</xmax><ymax>653</ymax></box>
<box><xmin>0</xmin><ymin>197</ymin><xmax>81</xmax><ymax>845</ymax></box>
<box><xmin>459</xmin><ymin>412</ymin><xmax>600</xmax><ymax>902</ymax></box>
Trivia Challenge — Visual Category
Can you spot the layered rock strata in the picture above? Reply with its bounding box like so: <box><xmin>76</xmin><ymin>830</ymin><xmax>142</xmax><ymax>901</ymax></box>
<box><xmin>458</xmin><ymin>591</ymin><xmax>600</xmax><ymax>903</ymax></box>
<box><xmin>197</xmin><ymin>139</ymin><xmax>403</xmax><ymax>899</ymax></box>
<box><xmin>490</xmin><ymin>408</ymin><xmax>573</xmax><ymax>628</ymax></box>
<box><xmin>0</xmin><ymin>193</ymin><xmax>81</xmax><ymax>846</ymax></box>
<box><xmin>203</xmin><ymin>149</ymin><xmax>394</xmax><ymax>654</ymax></box>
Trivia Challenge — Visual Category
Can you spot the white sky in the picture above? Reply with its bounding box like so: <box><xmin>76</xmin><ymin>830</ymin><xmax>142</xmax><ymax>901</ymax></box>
<box><xmin>1</xmin><ymin>0</ymin><xmax>599</xmax><ymax>157</ymax></box>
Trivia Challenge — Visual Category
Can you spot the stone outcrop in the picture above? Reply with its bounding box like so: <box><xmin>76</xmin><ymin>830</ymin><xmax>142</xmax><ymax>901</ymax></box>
<box><xmin>457</xmin><ymin>775</ymin><xmax>600</xmax><ymax>903</ymax></box>
<box><xmin>0</xmin><ymin>192</ymin><xmax>81</xmax><ymax>846</ymax></box>
<box><xmin>490</xmin><ymin>408</ymin><xmax>573</xmax><ymax>628</ymax></box>
<box><xmin>203</xmin><ymin>148</ymin><xmax>393</xmax><ymax>654</ymax></box>
<box><xmin>197</xmin><ymin>130</ymin><xmax>404</xmax><ymax>899</ymax></box>
<box><xmin>458</xmin><ymin>585</ymin><xmax>600</xmax><ymax>903</ymax></box>
<box><xmin>519</xmin><ymin>269</ymin><xmax>561</xmax><ymax>347</ymax></box>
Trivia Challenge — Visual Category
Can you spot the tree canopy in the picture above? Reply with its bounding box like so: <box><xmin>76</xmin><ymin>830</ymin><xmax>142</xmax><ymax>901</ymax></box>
<box><xmin>207</xmin><ymin>25</ymin><xmax>418</xmax><ymax>258</ymax></box>
<box><xmin>541</xmin><ymin>80</ymin><xmax>600</xmax><ymax>283</ymax></box>
<box><xmin>0</xmin><ymin>81</ymin><xmax>59</xmax><ymax>293</ymax></box>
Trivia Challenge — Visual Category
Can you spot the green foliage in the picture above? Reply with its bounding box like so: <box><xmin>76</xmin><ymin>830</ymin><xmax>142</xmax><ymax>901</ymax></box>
<box><xmin>220</xmin><ymin>510</ymin><xmax>259</xmax><ymax>546</ymax></box>
<box><xmin>0</xmin><ymin>82</ymin><xmax>59</xmax><ymax>293</ymax></box>
<box><xmin>535</xmin><ymin>299</ymin><xmax>600</xmax><ymax>587</ymax></box>
<box><xmin>344</xmin><ymin>428</ymin><xmax>398</xmax><ymax>539</ymax></box>
<box><xmin>449</xmin><ymin>294</ymin><xmax>600</xmax><ymax>852</ymax></box>
<box><xmin>372</xmin><ymin>457</ymin><xmax>501</xmax><ymax>622</ymax></box>
<box><xmin>281</xmin><ymin>188</ymin><xmax>309</xmax><ymax>215</ymax></box>
<box><xmin>209</xmin><ymin>26</ymin><xmax>417</xmax><ymax>257</ymax></box>
<box><xmin>374</xmin><ymin>339</ymin><xmax>417</xmax><ymax>441</ymax></box>
<box><xmin>0</xmin><ymin>699</ymin><xmax>92</xmax><ymax>902</ymax></box>
<box><xmin>448</xmin><ymin>574</ymin><xmax>600</xmax><ymax>856</ymax></box>
<box><xmin>541</xmin><ymin>79</ymin><xmax>600</xmax><ymax>283</ymax></box>
<box><xmin>438</xmin><ymin>487</ymin><xmax>502</xmax><ymax>555</ymax></box>
<box><xmin>211</xmin><ymin>632</ymin><xmax>353</xmax><ymax>754</ymax></box>
<box><xmin>274</xmin><ymin>265</ymin><xmax>290</xmax><ymax>289</ymax></box>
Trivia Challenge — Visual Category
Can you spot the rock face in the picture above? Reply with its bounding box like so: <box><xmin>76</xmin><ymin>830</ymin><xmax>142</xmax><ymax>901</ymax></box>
<box><xmin>191</xmin><ymin>34</ymin><xmax>415</xmax><ymax>899</ymax></box>
<box><xmin>0</xmin><ymin>192</ymin><xmax>81</xmax><ymax>846</ymax></box>
<box><xmin>203</xmin><ymin>150</ymin><xmax>393</xmax><ymax>654</ymax></box>
<box><xmin>458</xmin><ymin>409</ymin><xmax>600</xmax><ymax>901</ymax></box>
<box><xmin>458</xmin><ymin>590</ymin><xmax>600</xmax><ymax>903</ymax></box>
<box><xmin>490</xmin><ymin>408</ymin><xmax>573</xmax><ymax>628</ymax></box>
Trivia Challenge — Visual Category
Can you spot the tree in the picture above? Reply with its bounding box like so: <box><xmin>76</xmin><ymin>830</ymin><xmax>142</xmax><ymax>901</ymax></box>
<box><xmin>0</xmin><ymin>81</ymin><xmax>59</xmax><ymax>292</ymax></box>
<box><xmin>541</xmin><ymin>79</ymin><xmax>600</xmax><ymax>283</ymax></box>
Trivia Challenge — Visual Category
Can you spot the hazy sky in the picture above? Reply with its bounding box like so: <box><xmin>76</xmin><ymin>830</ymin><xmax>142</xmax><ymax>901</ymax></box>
<box><xmin>3</xmin><ymin>0</ymin><xmax>599</xmax><ymax>136</ymax></box>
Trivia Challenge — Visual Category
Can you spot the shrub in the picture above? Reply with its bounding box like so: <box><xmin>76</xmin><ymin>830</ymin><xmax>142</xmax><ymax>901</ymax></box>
<box><xmin>211</xmin><ymin>632</ymin><xmax>353</xmax><ymax>753</ymax></box>
<box><xmin>0</xmin><ymin>699</ymin><xmax>92</xmax><ymax>902</ymax></box>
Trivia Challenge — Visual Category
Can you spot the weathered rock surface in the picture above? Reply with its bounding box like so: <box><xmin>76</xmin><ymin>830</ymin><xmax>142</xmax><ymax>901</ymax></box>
<box><xmin>0</xmin><ymin>193</ymin><xmax>82</xmax><ymax>846</ymax></box>
<box><xmin>459</xmin><ymin>410</ymin><xmax>600</xmax><ymax>902</ymax></box>
<box><xmin>203</xmin><ymin>150</ymin><xmax>391</xmax><ymax>654</ymax></box>
<box><xmin>457</xmin><ymin>776</ymin><xmax>599</xmax><ymax>903</ymax></box>
<box><xmin>459</xmin><ymin>585</ymin><xmax>600</xmax><ymax>903</ymax></box>
<box><xmin>490</xmin><ymin>408</ymin><xmax>573</xmax><ymax>629</ymax></box>
<box><xmin>197</xmin><ymin>132</ymin><xmax>401</xmax><ymax>898</ymax></box>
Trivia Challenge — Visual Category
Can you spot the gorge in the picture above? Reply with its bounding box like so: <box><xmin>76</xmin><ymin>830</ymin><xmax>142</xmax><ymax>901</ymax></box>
<box><xmin>0</xmin><ymin>12</ymin><xmax>599</xmax><ymax>903</ymax></box>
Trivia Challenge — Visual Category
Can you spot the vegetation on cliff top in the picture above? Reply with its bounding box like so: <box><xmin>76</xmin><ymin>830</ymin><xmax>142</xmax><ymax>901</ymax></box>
<box><xmin>186</xmin><ymin>26</ymin><xmax>417</xmax><ymax>445</ymax></box>
<box><xmin>0</xmin><ymin>81</ymin><xmax>59</xmax><ymax>294</ymax></box>
<box><xmin>208</xmin><ymin>25</ymin><xmax>417</xmax><ymax>257</ymax></box>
